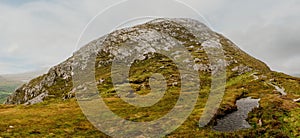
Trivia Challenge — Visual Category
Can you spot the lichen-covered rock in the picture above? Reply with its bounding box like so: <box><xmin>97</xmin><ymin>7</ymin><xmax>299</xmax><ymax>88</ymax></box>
<box><xmin>231</xmin><ymin>64</ymin><xmax>253</xmax><ymax>75</ymax></box>
<box><xmin>24</xmin><ymin>92</ymin><xmax>49</xmax><ymax>105</ymax></box>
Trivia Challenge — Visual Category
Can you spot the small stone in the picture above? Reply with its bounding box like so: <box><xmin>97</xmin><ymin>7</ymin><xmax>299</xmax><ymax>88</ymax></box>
<box><xmin>172</xmin><ymin>82</ymin><xmax>178</xmax><ymax>86</ymax></box>
<box><xmin>258</xmin><ymin>119</ymin><xmax>262</xmax><ymax>127</ymax></box>
<box><xmin>293</xmin><ymin>98</ymin><xmax>300</xmax><ymax>103</ymax></box>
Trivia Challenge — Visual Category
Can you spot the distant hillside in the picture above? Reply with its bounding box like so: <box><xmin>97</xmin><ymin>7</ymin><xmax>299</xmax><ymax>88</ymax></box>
<box><xmin>2</xmin><ymin>68</ymin><xmax>48</xmax><ymax>82</ymax></box>
<box><xmin>293</xmin><ymin>74</ymin><xmax>300</xmax><ymax>77</ymax></box>
<box><xmin>0</xmin><ymin>76</ymin><xmax>6</xmax><ymax>82</ymax></box>
<box><xmin>0</xmin><ymin>68</ymin><xmax>48</xmax><ymax>103</ymax></box>
<box><xmin>0</xmin><ymin>76</ymin><xmax>22</xmax><ymax>103</ymax></box>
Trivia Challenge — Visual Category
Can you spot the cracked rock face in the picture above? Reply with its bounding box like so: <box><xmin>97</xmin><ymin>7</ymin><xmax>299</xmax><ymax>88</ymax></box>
<box><xmin>4</xmin><ymin>18</ymin><xmax>270</xmax><ymax>105</ymax></box>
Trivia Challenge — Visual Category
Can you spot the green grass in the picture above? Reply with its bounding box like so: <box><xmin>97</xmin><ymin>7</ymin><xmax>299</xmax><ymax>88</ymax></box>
<box><xmin>0</xmin><ymin>99</ymin><xmax>108</xmax><ymax>137</ymax></box>
<box><xmin>0</xmin><ymin>84</ymin><xmax>298</xmax><ymax>137</ymax></box>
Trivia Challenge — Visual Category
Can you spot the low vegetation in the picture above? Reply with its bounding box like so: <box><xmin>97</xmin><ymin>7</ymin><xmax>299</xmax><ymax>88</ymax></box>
<box><xmin>0</xmin><ymin>70</ymin><xmax>299</xmax><ymax>137</ymax></box>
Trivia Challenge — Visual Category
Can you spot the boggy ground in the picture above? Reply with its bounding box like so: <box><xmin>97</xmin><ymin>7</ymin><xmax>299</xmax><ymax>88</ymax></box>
<box><xmin>0</xmin><ymin>72</ymin><xmax>299</xmax><ymax>138</ymax></box>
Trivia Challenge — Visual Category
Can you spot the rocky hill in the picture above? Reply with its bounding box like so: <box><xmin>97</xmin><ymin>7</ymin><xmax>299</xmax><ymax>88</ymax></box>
<box><xmin>4</xmin><ymin>18</ymin><xmax>271</xmax><ymax>105</ymax></box>
<box><xmin>3</xmin><ymin>18</ymin><xmax>300</xmax><ymax>137</ymax></box>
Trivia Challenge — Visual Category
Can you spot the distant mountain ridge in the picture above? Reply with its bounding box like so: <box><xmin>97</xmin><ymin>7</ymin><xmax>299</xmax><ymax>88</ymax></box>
<box><xmin>1</xmin><ymin>68</ymin><xmax>49</xmax><ymax>82</ymax></box>
<box><xmin>293</xmin><ymin>74</ymin><xmax>300</xmax><ymax>77</ymax></box>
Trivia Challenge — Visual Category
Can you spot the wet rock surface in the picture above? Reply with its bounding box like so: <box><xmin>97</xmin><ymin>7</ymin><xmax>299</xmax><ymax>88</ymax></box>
<box><xmin>213</xmin><ymin>97</ymin><xmax>260</xmax><ymax>132</ymax></box>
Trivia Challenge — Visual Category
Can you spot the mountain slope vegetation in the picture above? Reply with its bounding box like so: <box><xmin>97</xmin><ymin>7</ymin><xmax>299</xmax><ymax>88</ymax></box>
<box><xmin>1</xmin><ymin>18</ymin><xmax>299</xmax><ymax>137</ymax></box>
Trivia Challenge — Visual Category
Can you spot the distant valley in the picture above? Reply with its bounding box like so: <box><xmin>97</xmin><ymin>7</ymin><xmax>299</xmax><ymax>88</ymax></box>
<box><xmin>0</xmin><ymin>76</ymin><xmax>22</xmax><ymax>103</ymax></box>
<box><xmin>0</xmin><ymin>68</ymin><xmax>48</xmax><ymax>103</ymax></box>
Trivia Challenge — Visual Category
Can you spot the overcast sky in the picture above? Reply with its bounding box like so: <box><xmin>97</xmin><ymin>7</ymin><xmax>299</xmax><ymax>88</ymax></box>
<box><xmin>0</xmin><ymin>0</ymin><xmax>299</xmax><ymax>75</ymax></box>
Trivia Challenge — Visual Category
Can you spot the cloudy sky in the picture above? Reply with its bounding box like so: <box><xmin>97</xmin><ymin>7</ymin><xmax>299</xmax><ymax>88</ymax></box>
<box><xmin>0</xmin><ymin>0</ymin><xmax>299</xmax><ymax>75</ymax></box>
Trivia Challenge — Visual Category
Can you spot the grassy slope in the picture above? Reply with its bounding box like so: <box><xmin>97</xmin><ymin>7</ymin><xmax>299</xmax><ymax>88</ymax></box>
<box><xmin>0</xmin><ymin>72</ymin><xmax>299</xmax><ymax>137</ymax></box>
<box><xmin>0</xmin><ymin>99</ymin><xmax>107</xmax><ymax>137</ymax></box>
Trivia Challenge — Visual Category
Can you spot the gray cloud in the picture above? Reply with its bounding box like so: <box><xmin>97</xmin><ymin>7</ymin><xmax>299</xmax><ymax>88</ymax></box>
<box><xmin>0</xmin><ymin>0</ymin><xmax>299</xmax><ymax>75</ymax></box>
<box><xmin>0</xmin><ymin>0</ymin><xmax>118</xmax><ymax>74</ymax></box>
